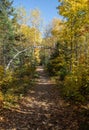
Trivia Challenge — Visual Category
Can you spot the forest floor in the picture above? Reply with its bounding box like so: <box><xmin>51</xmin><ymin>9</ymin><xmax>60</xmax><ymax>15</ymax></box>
<box><xmin>0</xmin><ymin>66</ymin><xmax>88</xmax><ymax>130</ymax></box>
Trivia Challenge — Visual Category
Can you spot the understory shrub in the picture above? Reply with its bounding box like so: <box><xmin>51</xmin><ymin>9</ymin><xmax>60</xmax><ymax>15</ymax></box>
<box><xmin>47</xmin><ymin>56</ymin><xmax>67</xmax><ymax>78</ymax></box>
<box><xmin>61</xmin><ymin>65</ymin><xmax>89</xmax><ymax>103</ymax></box>
<box><xmin>0</xmin><ymin>63</ymin><xmax>36</xmax><ymax>107</ymax></box>
<box><xmin>1</xmin><ymin>71</ymin><xmax>14</xmax><ymax>94</ymax></box>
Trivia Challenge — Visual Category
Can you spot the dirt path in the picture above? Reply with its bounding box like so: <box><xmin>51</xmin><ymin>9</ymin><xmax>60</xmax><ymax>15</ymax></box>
<box><xmin>0</xmin><ymin>66</ymin><xmax>78</xmax><ymax>130</ymax></box>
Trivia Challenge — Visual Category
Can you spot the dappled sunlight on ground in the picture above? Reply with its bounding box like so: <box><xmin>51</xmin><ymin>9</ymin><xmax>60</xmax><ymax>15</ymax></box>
<box><xmin>0</xmin><ymin>66</ymin><xmax>79</xmax><ymax>130</ymax></box>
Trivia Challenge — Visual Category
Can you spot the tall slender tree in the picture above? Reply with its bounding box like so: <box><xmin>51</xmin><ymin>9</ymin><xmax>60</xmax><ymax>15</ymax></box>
<box><xmin>0</xmin><ymin>0</ymin><xmax>15</xmax><ymax>69</ymax></box>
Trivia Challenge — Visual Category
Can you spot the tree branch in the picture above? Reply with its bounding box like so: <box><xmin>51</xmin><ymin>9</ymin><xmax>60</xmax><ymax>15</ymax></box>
<box><xmin>5</xmin><ymin>47</ymin><xmax>31</xmax><ymax>71</ymax></box>
<box><xmin>5</xmin><ymin>45</ymin><xmax>55</xmax><ymax>70</ymax></box>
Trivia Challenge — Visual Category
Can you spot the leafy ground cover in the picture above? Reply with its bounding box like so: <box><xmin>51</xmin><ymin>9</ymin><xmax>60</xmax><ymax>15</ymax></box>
<box><xmin>0</xmin><ymin>66</ymin><xmax>89</xmax><ymax>130</ymax></box>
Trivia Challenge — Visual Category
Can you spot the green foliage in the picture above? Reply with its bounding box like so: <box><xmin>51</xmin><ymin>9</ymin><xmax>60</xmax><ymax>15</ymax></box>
<box><xmin>15</xmin><ymin>63</ymin><xmax>35</xmax><ymax>78</ymax></box>
<box><xmin>1</xmin><ymin>71</ymin><xmax>13</xmax><ymax>94</ymax></box>
<box><xmin>46</xmin><ymin>42</ymin><xmax>89</xmax><ymax>103</ymax></box>
<box><xmin>47</xmin><ymin>56</ymin><xmax>66</xmax><ymax>76</ymax></box>
<box><xmin>61</xmin><ymin>64</ymin><xmax>89</xmax><ymax>103</ymax></box>
<box><xmin>0</xmin><ymin>62</ymin><xmax>36</xmax><ymax>107</ymax></box>
<box><xmin>0</xmin><ymin>66</ymin><xmax>14</xmax><ymax>94</ymax></box>
<box><xmin>0</xmin><ymin>0</ymin><xmax>15</xmax><ymax>64</ymax></box>
<box><xmin>0</xmin><ymin>65</ymin><xmax>4</xmax><ymax>80</ymax></box>
<box><xmin>0</xmin><ymin>1</ymin><xmax>42</xmax><ymax>108</ymax></box>
<box><xmin>47</xmin><ymin>42</ymin><xmax>67</xmax><ymax>80</ymax></box>
<box><xmin>45</xmin><ymin>0</ymin><xmax>89</xmax><ymax>104</ymax></box>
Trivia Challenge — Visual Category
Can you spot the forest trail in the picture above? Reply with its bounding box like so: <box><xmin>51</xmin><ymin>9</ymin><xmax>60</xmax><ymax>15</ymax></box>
<box><xmin>0</xmin><ymin>66</ymin><xmax>78</xmax><ymax>130</ymax></box>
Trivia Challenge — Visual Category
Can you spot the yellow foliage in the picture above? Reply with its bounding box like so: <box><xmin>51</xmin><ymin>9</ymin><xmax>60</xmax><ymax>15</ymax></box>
<box><xmin>34</xmin><ymin>48</ymin><xmax>40</xmax><ymax>63</ymax></box>
<box><xmin>0</xmin><ymin>91</ymin><xmax>3</xmax><ymax>101</ymax></box>
<box><xmin>20</xmin><ymin>24</ymin><xmax>42</xmax><ymax>47</ymax></box>
<box><xmin>0</xmin><ymin>65</ymin><xmax>4</xmax><ymax>80</ymax></box>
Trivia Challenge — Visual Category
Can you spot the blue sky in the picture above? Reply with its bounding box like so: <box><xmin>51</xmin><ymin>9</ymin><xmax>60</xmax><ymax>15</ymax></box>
<box><xmin>13</xmin><ymin>0</ymin><xmax>61</xmax><ymax>24</ymax></box>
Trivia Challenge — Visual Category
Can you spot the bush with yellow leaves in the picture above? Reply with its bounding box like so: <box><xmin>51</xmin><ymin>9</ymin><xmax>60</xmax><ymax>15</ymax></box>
<box><xmin>0</xmin><ymin>91</ymin><xmax>3</xmax><ymax>107</ymax></box>
<box><xmin>0</xmin><ymin>70</ymin><xmax>14</xmax><ymax>94</ymax></box>
<box><xmin>0</xmin><ymin>62</ymin><xmax>36</xmax><ymax>108</ymax></box>
<box><xmin>62</xmin><ymin>64</ymin><xmax>89</xmax><ymax>103</ymax></box>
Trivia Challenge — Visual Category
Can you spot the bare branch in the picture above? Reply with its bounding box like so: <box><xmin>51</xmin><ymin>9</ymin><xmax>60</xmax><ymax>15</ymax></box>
<box><xmin>5</xmin><ymin>45</ymin><xmax>55</xmax><ymax>70</ymax></box>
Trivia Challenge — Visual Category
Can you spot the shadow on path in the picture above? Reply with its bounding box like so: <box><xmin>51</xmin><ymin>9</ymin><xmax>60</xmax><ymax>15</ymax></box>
<box><xmin>0</xmin><ymin>66</ymin><xmax>78</xmax><ymax>130</ymax></box>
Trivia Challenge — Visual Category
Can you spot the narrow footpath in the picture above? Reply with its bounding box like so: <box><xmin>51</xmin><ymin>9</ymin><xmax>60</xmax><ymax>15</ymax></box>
<box><xmin>0</xmin><ymin>66</ymin><xmax>79</xmax><ymax>130</ymax></box>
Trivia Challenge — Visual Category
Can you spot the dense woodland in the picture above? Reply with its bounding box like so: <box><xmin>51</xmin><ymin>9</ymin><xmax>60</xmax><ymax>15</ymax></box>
<box><xmin>0</xmin><ymin>0</ymin><xmax>42</xmax><ymax>106</ymax></box>
<box><xmin>47</xmin><ymin>0</ymin><xmax>89</xmax><ymax>103</ymax></box>
<box><xmin>0</xmin><ymin>0</ymin><xmax>89</xmax><ymax>129</ymax></box>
